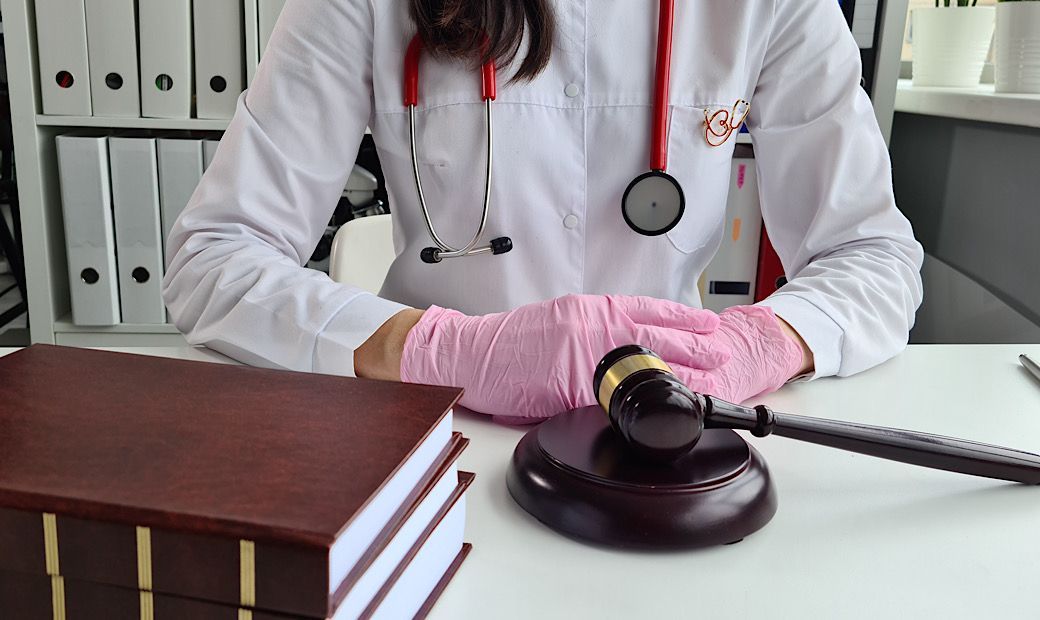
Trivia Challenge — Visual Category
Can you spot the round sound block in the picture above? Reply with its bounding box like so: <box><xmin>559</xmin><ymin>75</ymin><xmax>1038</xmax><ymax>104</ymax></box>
<box><xmin>507</xmin><ymin>406</ymin><xmax>778</xmax><ymax>549</ymax></box>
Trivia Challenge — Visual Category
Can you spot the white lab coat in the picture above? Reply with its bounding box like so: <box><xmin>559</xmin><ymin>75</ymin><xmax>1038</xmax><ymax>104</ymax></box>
<box><xmin>162</xmin><ymin>0</ymin><xmax>923</xmax><ymax>380</ymax></box>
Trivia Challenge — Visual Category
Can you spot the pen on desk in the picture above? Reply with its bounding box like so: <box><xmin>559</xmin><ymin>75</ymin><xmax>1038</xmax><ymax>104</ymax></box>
<box><xmin>1020</xmin><ymin>354</ymin><xmax>1040</xmax><ymax>385</ymax></box>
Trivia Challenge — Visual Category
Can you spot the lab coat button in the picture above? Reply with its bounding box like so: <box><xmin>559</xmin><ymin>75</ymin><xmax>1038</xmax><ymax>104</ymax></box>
<box><xmin>563</xmin><ymin>214</ymin><xmax>579</xmax><ymax>229</ymax></box>
<box><xmin>564</xmin><ymin>83</ymin><xmax>581</xmax><ymax>98</ymax></box>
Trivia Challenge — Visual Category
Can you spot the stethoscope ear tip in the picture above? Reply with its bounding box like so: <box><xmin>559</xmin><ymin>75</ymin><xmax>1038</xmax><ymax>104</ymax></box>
<box><xmin>490</xmin><ymin>237</ymin><xmax>513</xmax><ymax>255</ymax></box>
<box><xmin>420</xmin><ymin>247</ymin><xmax>442</xmax><ymax>264</ymax></box>
<box><xmin>419</xmin><ymin>237</ymin><xmax>513</xmax><ymax>263</ymax></box>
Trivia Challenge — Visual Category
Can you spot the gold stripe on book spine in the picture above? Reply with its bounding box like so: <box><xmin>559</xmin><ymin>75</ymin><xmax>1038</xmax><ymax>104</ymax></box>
<box><xmin>139</xmin><ymin>591</ymin><xmax>154</xmax><ymax>620</ymax></box>
<box><xmin>42</xmin><ymin>513</ymin><xmax>60</xmax><ymax>576</ymax></box>
<box><xmin>238</xmin><ymin>610</ymin><xmax>254</xmax><ymax>620</ymax></box>
<box><xmin>136</xmin><ymin>526</ymin><xmax>153</xmax><ymax>591</ymax></box>
<box><xmin>50</xmin><ymin>575</ymin><xmax>66</xmax><ymax>620</ymax></box>
<box><xmin>240</xmin><ymin>540</ymin><xmax>256</xmax><ymax>607</ymax></box>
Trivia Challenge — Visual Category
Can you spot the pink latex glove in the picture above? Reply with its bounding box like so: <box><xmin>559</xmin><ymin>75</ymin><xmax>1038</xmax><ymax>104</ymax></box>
<box><xmin>400</xmin><ymin>295</ymin><xmax>731</xmax><ymax>420</ymax></box>
<box><xmin>705</xmin><ymin>305</ymin><xmax>806</xmax><ymax>405</ymax></box>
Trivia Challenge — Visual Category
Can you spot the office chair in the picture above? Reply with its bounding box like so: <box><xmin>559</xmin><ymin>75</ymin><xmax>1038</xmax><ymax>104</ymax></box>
<box><xmin>328</xmin><ymin>214</ymin><xmax>395</xmax><ymax>294</ymax></box>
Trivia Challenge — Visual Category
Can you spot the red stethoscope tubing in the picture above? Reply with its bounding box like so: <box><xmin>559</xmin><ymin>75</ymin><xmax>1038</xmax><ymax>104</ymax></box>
<box><xmin>651</xmin><ymin>0</ymin><xmax>675</xmax><ymax>172</ymax></box>
<box><xmin>405</xmin><ymin>0</ymin><xmax>668</xmax><ymax>160</ymax></box>
<box><xmin>403</xmin><ymin>34</ymin><xmax>497</xmax><ymax>106</ymax></box>
<box><xmin>402</xmin><ymin>33</ymin><xmax>511</xmax><ymax>263</ymax></box>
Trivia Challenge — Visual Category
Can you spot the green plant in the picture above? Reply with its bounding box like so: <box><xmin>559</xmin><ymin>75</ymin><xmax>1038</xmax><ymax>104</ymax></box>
<box><xmin>935</xmin><ymin>0</ymin><xmax>978</xmax><ymax>5</ymax></box>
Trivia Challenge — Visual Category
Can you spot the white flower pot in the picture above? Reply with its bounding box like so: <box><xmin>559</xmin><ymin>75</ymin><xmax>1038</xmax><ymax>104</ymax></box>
<box><xmin>995</xmin><ymin>2</ymin><xmax>1040</xmax><ymax>94</ymax></box>
<box><xmin>912</xmin><ymin>6</ymin><xmax>995</xmax><ymax>88</ymax></box>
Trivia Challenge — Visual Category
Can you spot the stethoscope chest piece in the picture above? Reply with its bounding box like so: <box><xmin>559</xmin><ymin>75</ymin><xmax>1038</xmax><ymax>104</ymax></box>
<box><xmin>621</xmin><ymin>170</ymin><xmax>685</xmax><ymax>236</ymax></box>
<box><xmin>621</xmin><ymin>0</ymin><xmax>687</xmax><ymax>238</ymax></box>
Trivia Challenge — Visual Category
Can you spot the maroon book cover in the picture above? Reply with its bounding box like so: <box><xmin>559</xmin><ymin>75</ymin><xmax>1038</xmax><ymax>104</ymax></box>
<box><xmin>0</xmin><ymin>472</ymin><xmax>475</xmax><ymax>620</ymax></box>
<box><xmin>0</xmin><ymin>345</ymin><xmax>465</xmax><ymax>618</ymax></box>
<box><xmin>0</xmin><ymin>544</ymin><xmax>473</xmax><ymax>620</ymax></box>
<box><xmin>414</xmin><ymin>543</ymin><xmax>471</xmax><ymax>620</ymax></box>
<box><xmin>0</xmin><ymin>570</ymin><xmax>308</xmax><ymax>620</ymax></box>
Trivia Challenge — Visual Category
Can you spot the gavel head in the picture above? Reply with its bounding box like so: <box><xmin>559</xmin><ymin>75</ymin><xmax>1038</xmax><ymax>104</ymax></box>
<box><xmin>593</xmin><ymin>345</ymin><xmax>708</xmax><ymax>463</ymax></box>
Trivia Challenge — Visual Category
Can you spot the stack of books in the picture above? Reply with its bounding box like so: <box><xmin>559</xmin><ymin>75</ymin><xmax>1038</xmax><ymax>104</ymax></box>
<box><xmin>0</xmin><ymin>345</ymin><xmax>471</xmax><ymax>619</ymax></box>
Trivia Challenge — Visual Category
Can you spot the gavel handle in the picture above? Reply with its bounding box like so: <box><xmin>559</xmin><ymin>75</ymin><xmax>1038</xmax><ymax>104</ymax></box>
<box><xmin>704</xmin><ymin>397</ymin><xmax>1040</xmax><ymax>485</ymax></box>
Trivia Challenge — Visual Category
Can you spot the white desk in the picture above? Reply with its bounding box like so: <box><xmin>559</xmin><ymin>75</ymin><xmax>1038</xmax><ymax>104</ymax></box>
<box><xmin>3</xmin><ymin>345</ymin><xmax>1039</xmax><ymax>619</ymax></box>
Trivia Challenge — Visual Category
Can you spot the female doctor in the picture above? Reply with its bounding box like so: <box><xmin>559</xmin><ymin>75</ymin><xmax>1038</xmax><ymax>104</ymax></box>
<box><xmin>162</xmin><ymin>0</ymin><xmax>923</xmax><ymax>420</ymax></box>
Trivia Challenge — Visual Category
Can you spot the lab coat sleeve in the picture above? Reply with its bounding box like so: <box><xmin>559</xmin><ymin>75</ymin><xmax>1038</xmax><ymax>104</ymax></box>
<box><xmin>747</xmin><ymin>0</ymin><xmax>924</xmax><ymax>379</ymax></box>
<box><xmin>161</xmin><ymin>0</ymin><xmax>407</xmax><ymax>376</ymax></box>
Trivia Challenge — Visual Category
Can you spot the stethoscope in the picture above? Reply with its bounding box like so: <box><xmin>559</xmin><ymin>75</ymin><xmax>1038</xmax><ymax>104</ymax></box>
<box><xmin>621</xmin><ymin>0</ymin><xmax>685</xmax><ymax>237</ymax></box>
<box><xmin>403</xmin><ymin>0</ymin><xmax>718</xmax><ymax>263</ymax></box>
<box><xmin>403</xmin><ymin>35</ymin><xmax>512</xmax><ymax>264</ymax></box>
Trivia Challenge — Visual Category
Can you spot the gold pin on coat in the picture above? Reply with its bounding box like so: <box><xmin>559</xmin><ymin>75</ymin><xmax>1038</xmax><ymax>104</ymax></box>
<box><xmin>704</xmin><ymin>99</ymin><xmax>751</xmax><ymax>147</ymax></box>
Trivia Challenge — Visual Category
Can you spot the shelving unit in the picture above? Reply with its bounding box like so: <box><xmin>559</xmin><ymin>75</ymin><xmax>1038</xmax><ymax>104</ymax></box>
<box><xmin>52</xmin><ymin>315</ymin><xmax>185</xmax><ymax>347</ymax></box>
<box><xmin>872</xmin><ymin>0</ymin><xmax>912</xmax><ymax>144</ymax></box>
<box><xmin>894</xmin><ymin>79</ymin><xmax>1040</xmax><ymax>130</ymax></box>
<box><xmin>1</xmin><ymin>0</ymin><xmax>908</xmax><ymax>348</ymax></box>
<box><xmin>36</xmin><ymin>115</ymin><xmax>231</xmax><ymax>131</ymax></box>
<box><xmin>1</xmin><ymin>0</ymin><xmax>264</xmax><ymax>346</ymax></box>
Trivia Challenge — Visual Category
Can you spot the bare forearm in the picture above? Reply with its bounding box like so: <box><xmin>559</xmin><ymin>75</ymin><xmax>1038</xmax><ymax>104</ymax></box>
<box><xmin>777</xmin><ymin>317</ymin><xmax>815</xmax><ymax>378</ymax></box>
<box><xmin>354</xmin><ymin>309</ymin><xmax>425</xmax><ymax>381</ymax></box>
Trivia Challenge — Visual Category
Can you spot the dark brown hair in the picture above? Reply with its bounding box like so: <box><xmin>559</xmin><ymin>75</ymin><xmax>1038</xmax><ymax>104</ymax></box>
<box><xmin>409</xmin><ymin>0</ymin><xmax>556</xmax><ymax>82</ymax></box>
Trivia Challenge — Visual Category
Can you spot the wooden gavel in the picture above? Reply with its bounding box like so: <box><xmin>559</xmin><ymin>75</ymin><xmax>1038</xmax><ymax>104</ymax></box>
<box><xmin>594</xmin><ymin>345</ymin><xmax>1040</xmax><ymax>484</ymax></box>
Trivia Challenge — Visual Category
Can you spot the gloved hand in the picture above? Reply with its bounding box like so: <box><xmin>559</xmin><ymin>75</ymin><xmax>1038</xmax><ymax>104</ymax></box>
<box><xmin>400</xmin><ymin>294</ymin><xmax>730</xmax><ymax>420</ymax></box>
<box><xmin>704</xmin><ymin>305</ymin><xmax>806</xmax><ymax>405</ymax></box>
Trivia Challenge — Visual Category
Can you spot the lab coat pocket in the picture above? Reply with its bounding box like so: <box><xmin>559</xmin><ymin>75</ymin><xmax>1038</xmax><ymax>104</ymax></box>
<box><xmin>413</xmin><ymin>101</ymin><xmax>487</xmax><ymax>168</ymax></box>
<box><xmin>663</xmin><ymin>105</ymin><xmax>736</xmax><ymax>254</ymax></box>
<box><xmin>401</xmin><ymin>101</ymin><xmax>491</xmax><ymax>247</ymax></box>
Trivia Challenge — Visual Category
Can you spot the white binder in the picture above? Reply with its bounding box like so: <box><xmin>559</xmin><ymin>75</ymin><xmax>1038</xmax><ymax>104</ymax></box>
<box><xmin>852</xmin><ymin>0</ymin><xmax>880</xmax><ymax>49</ymax></box>
<box><xmin>194</xmin><ymin>0</ymin><xmax>245</xmax><ymax>119</ymax></box>
<box><xmin>701</xmin><ymin>157</ymin><xmax>762</xmax><ymax>312</ymax></box>
<box><xmin>258</xmin><ymin>0</ymin><xmax>287</xmax><ymax>58</ymax></box>
<box><xmin>109</xmin><ymin>137</ymin><xmax>166</xmax><ymax>324</ymax></box>
<box><xmin>55</xmin><ymin>135</ymin><xmax>119</xmax><ymax>325</ymax></box>
<box><xmin>203</xmin><ymin>139</ymin><xmax>221</xmax><ymax>171</ymax></box>
<box><xmin>84</xmin><ymin>0</ymin><xmax>140</xmax><ymax>117</ymax></box>
<box><xmin>244</xmin><ymin>0</ymin><xmax>261</xmax><ymax>84</ymax></box>
<box><xmin>157</xmin><ymin>139</ymin><xmax>204</xmax><ymax>264</ymax></box>
<box><xmin>139</xmin><ymin>0</ymin><xmax>194</xmax><ymax>119</ymax></box>
<box><xmin>35</xmin><ymin>0</ymin><xmax>92</xmax><ymax>115</ymax></box>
